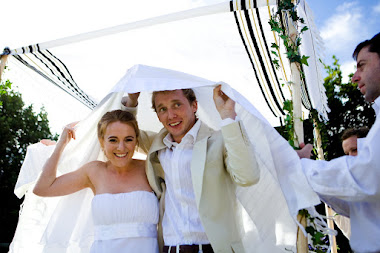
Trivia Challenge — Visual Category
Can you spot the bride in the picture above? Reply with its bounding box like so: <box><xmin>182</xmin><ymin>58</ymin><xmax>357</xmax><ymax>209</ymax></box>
<box><xmin>33</xmin><ymin>110</ymin><xmax>159</xmax><ymax>253</ymax></box>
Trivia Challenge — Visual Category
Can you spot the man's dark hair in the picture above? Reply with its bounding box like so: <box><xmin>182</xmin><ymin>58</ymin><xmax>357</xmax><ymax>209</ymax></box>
<box><xmin>352</xmin><ymin>32</ymin><xmax>380</xmax><ymax>60</ymax></box>
<box><xmin>341</xmin><ymin>127</ymin><xmax>370</xmax><ymax>141</ymax></box>
<box><xmin>151</xmin><ymin>89</ymin><xmax>197</xmax><ymax>112</ymax></box>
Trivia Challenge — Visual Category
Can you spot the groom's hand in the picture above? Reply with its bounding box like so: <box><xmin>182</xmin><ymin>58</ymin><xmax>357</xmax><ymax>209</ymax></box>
<box><xmin>213</xmin><ymin>85</ymin><xmax>237</xmax><ymax>120</ymax></box>
<box><xmin>121</xmin><ymin>92</ymin><xmax>140</xmax><ymax>107</ymax></box>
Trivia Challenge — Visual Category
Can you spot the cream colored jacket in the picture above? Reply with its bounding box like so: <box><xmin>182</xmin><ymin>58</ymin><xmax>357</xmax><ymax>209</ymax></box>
<box><xmin>137</xmin><ymin>121</ymin><xmax>260</xmax><ymax>253</ymax></box>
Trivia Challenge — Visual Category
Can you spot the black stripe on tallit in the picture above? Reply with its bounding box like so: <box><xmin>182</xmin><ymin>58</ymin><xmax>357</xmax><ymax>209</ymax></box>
<box><xmin>30</xmin><ymin>49</ymin><xmax>87</xmax><ymax>103</ymax></box>
<box><xmin>299</xmin><ymin>64</ymin><xmax>312</xmax><ymax>110</ymax></box>
<box><xmin>253</xmin><ymin>0</ymin><xmax>286</xmax><ymax>101</ymax></box>
<box><xmin>230</xmin><ymin>1</ymin><xmax>278</xmax><ymax>117</ymax></box>
<box><xmin>45</xmin><ymin>49</ymin><xmax>97</xmax><ymax>107</ymax></box>
<box><xmin>12</xmin><ymin>55</ymin><xmax>95</xmax><ymax>109</ymax></box>
<box><xmin>242</xmin><ymin>0</ymin><xmax>284</xmax><ymax>115</ymax></box>
<box><xmin>35</xmin><ymin>46</ymin><xmax>96</xmax><ymax>107</ymax></box>
<box><xmin>36</xmin><ymin>46</ymin><xmax>77</xmax><ymax>92</ymax></box>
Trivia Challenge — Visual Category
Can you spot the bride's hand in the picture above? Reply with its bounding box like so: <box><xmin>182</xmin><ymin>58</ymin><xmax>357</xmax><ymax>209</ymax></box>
<box><xmin>58</xmin><ymin>122</ymin><xmax>79</xmax><ymax>146</ymax></box>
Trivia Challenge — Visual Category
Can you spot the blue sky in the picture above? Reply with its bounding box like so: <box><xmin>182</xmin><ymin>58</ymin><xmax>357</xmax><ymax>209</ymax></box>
<box><xmin>307</xmin><ymin>0</ymin><xmax>380</xmax><ymax>81</ymax></box>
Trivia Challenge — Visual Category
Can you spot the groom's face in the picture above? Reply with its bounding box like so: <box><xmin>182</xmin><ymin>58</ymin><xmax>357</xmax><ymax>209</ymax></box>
<box><xmin>153</xmin><ymin>90</ymin><xmax>197</xmax><ymax>143</ymax></box>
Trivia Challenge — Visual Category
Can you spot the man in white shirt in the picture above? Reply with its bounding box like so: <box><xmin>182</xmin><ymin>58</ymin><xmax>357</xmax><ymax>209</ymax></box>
<box><xmin>122</xmin><ymin>85</ymin><xmax>260</xmax><ymax>253</ymax></box>
<box><xmin>298</xmin><ymin>33</ymin><xmax>380</xmax><ymax>252</ymax></box>
<box><xmin>333</xmin><ymin>127</ymin><xmax>369</xmax><ymax>243</ymax></box>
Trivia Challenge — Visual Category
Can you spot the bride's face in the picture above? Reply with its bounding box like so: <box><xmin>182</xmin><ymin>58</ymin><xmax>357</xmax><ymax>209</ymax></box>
<box><xmin>101</xmin><ymin>121</ymin><xmax>137</xmax><ymax>168</ymax></box>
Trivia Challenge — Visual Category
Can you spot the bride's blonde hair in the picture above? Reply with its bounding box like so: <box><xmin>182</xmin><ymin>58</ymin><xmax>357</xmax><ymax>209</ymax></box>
<box><xmin>97</xmin><ymin>110</ymin><xmax>140</xmax><ymax>145</ymax></box>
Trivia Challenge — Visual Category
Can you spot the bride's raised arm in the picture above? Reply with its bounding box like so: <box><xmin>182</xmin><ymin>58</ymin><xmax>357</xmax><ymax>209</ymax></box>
<box><xmin>33</xmin><ymin>122</ymin><xmax>93</xmax><ymax>197</ymax></box>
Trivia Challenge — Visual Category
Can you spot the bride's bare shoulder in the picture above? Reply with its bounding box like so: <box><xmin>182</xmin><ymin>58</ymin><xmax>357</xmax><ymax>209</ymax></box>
<box><xmin>82</xmin><ymin>160</ymin><xmax>107</xmax><ymax>172</ymax></box>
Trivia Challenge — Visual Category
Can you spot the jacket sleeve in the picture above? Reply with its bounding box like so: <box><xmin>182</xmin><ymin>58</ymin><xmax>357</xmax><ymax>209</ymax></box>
<box><xmin>121</xmin><ymin>104</ymin><xmax>157</xmax><ymax>155</ymax></box>
<box><xmin>221</xmin><ymin>121</ymin><xmax>260</xmax><ymax>187</ymax></box>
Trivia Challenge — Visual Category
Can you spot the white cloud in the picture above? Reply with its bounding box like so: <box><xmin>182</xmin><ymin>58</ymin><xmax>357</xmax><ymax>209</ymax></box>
<box><xmin>340</xmin><ymin>60</ymin><xmax>356</xmax><ymax>83</ymax></box>
<box><xmin>317</xmin><ymin>1</ymin><xmax>376</xmax><ymax>66</ymax></box>
<box><xmin>336</xmin><ymin>1</ymin><xmax>357</xmax><ymax>12</ymax></box>
<box><xmin>320</xmin><ymin>2</ymin><xmax>363</xmax><ymax>54</ymax></box>
<box><xmin>321</xmin><ymin>12</ymin><xmax>361</xmax><ymax>42</ymax></box>
<box><xmin>374</xmin><ymin>1</ymin><xmax>380</xmax><ymax>13</ymax></box>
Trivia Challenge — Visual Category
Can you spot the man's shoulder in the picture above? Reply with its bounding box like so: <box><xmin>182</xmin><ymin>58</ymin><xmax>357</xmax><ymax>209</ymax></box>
<box><xmin>197</xmin><ymin>121</ymin><xmax>218</xmax><ymax>140</ymax></box>
<box><xmin>148</xmin><ymin>128</ymin><xmax>169</xmax><ymax>149</ymax></box>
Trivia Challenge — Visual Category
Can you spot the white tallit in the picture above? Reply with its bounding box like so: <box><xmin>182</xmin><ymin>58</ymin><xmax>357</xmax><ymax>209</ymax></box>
<box><xmin>9</xmin><ymin>64</ymin><xmax>321</xmax><ymax>253</ymax></box>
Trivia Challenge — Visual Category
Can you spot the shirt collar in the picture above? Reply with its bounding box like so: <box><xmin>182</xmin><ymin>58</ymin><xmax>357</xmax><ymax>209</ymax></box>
<box><xmin>372</xmin><ymin>96</ymin><xmax>380</xmax><ymax>116</ymax></box>
<box><xmin>163</xmin><ymin>119</ymin><xmax>201</xmax><ymax>149</ymax></box>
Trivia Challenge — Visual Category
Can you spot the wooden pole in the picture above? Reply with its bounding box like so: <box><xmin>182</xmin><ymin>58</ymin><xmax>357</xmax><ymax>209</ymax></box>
<box><xmin>291</xmin><ymin>61</ymin><xmax>308</xmax><ymax>253</ymax></box>
<box><xmin>0</xmin><ymin>55</ymin><xmax>9</xmax><ymax>83</ymax></box>
<box><xmin>314</xmin><ymin>121</ymin><xmax>338</xmax><ymax>253</ymax></box>
<box><xmin>291</xmin><ymin>62</ymin><xmax>304</xmax><ymax>146</ymax></box>
<box><xmin>283</xmin><ymin>5</ymin><xmax>308</xmax><ymax>252</ymax></box>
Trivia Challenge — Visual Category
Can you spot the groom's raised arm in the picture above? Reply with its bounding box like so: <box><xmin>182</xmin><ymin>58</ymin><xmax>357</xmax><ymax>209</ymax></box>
<box><xmin>121</xmin><ymin>92</ymin><xmax>157</xmax><ymax>154</ymax></box>
<box><xmin>213</xmin><ymin>85</ymin><xmax>260</xmax><ymax>186</ymax></box>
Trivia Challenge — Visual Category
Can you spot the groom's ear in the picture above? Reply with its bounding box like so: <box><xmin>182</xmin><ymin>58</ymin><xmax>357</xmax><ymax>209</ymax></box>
<box><xmin>191</xmin><ymin>100</ymin><xmax>198</xmax><ymax>114</ymax></box>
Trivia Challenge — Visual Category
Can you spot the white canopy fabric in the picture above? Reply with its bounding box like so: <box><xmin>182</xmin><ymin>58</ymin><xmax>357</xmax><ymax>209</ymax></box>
<box><xmin>2</xmin><ymin>0</ymin><xmax>328</xmax><ymax>125</ymax></box>
<box><xmin>4</xmin><ymin>0</ymin><xmax>332</xmax><ymax>252</ymax></box>
<box><xmin>10</xmin><ymin>64</ymin><xmax>321</xmax><ymax>252</ymax></box>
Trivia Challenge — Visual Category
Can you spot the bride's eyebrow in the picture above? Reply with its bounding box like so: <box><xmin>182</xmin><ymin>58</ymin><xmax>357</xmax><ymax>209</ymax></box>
<box><xmin>107</xmin><ymin>135</ymin><xmax>135</xmax><ymax>139</ymax></box>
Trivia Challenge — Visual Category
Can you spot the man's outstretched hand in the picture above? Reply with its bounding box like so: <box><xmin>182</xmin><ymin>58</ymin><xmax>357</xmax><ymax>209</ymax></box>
<box><xmin>296</xmin><ymin>143</ymin><xmax>313</xmax><ymax>159</ymax></box>
<box><xmin>40</xmin><ymin>139</ymin><xmax>57</xmax><ymax>146</ymax></box>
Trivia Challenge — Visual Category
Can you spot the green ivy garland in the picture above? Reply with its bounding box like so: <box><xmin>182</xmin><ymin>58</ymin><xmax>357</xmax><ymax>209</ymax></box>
<box><xmin>269</xmin><ymin>0</ymin><xmax>309</xmax><ymax>68</ymax></box>
<box><xmin>268</xmin><ymin>1</ymin><xmax>329</xmax><ymax>252</ymax></box>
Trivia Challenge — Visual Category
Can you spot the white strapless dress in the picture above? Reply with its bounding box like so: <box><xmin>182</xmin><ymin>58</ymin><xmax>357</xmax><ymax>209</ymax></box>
<box><xmin>90</xmin><ymin>191</ymin><xmax>159</xmax><ymax>253</ymax></box>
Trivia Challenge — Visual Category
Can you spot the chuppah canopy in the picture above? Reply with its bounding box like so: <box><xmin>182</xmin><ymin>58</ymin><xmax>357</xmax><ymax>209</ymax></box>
<box><xmin>2</xmin><ymin>0</ymin><xmax>332</xmax><ymax>252</ymax></box>
<box><xmin>10</xmin><ymin>64</ymin><xmax>323</xmax><ymax>252</ymax></box>
<box><xmin>1</xmin><ymin>0</ymin><xmax>328</xmax><ymax>126</ymax></box>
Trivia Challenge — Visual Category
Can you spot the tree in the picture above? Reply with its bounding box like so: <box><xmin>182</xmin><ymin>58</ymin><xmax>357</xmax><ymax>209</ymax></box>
<box><xmin>0</xmin><ymin>79</ymin><xmax>57</xmax><ymax>250</ymax></box>
<box><xmin>0</xmin><ymin>73</ymin><xmax>12</xmax><ymax>106</ymax></box>
<box><xmin>306</xmin><ymin>56</ymin><xmax>375</xmax><ymax>160</ymax></box>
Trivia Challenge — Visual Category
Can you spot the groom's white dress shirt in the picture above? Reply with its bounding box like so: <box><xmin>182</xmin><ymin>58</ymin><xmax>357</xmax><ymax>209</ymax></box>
<box><xmin>158</xmin><ymin>119</ymin><xmax>209</xmax><ymax>246</ymax></box>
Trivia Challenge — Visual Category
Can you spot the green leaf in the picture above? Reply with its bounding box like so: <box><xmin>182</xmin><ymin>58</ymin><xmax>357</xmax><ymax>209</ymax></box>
<box><xmin>271</xmin><ymin>50</ymin><xmax>279</xmax><ymax>57</ymax></box>
<box><xmin>305</xmin><ymin>226</ymin><xmax>316</xmax><ymax>235</ymax></box>
<box><xmin>273</xmin><ymin>59</ymin><xmax>280</xmax><ymax>69</ymax></box>
<box><xmin>272</xmin><ymin>27</ymin><xmax>283</xmax><ymax>33</ymax></box>
<box><xmin>271</xmin><ymin>43</ymin><xmax>279</xmax><ymax>50</ymax></box>
<box><xmin>300</xmin><ymin>55</ymin><xmax>310</xmax><ymax>66</ymax></box>
<box><xmin>313</xmin><ymin>231</ymin><xmax>325</xmax><ymax>244</ymax></box>
<box><xmin>300</xmin><ymin>26</ymin><xmax>309</xmax><ymax>33</ymax></box>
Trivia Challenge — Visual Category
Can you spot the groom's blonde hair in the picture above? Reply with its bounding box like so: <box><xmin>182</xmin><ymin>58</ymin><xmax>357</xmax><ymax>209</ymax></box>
<box><xmin>151</xmin><ymin>89</ymin><xmax>197</xmax><ymax>112</ymax></box>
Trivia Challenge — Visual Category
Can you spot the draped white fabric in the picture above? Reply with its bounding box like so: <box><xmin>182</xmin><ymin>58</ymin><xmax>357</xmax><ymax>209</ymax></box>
<box><xmin>10</xmin><ymin>64</ymin><xmax>320</xmax><ymax>253</ymax></box>
<box><xmin>3</xmin><ymin>0</ymin><xmax>328</xmax><ymax>126</ymax></box>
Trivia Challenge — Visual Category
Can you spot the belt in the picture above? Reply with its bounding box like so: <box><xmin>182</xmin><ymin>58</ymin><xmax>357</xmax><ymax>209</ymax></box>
<box><xmin>163</xmin><ymin>244</ymin><xmax>213</xmax><ymax>253</ymax></box>
<box><xmin>94</xmin><ymin>223</ymin><xmax>157</xmax><ymax>240</ymax></box>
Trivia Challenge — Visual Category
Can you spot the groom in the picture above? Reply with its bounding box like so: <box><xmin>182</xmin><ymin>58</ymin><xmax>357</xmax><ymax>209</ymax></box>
<box><xmin>122</xmin><ymin>85</ymin><xmax>260</xmax><ymax>253</ymax></box>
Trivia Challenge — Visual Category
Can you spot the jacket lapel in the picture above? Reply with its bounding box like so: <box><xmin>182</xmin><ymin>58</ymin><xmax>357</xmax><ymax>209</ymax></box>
<box><xmin>191</xmin><ymin>122</ymin><xmax>213</xmax><ymax>208</ymax></box>
<box><xmin>146</xmin><ymin>128</ymin><xmax>167</xmax><ymax>196</ymax></box>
